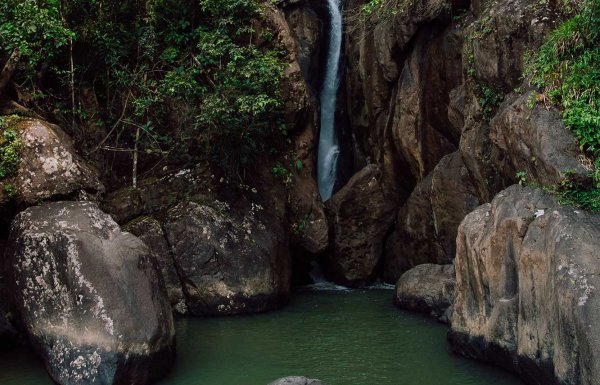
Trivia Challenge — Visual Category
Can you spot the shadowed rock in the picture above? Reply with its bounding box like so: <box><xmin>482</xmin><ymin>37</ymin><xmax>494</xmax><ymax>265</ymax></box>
<box><xmin>5</xmin><ymin>201</ymin><xmax>175</xmax><ymax>385</ymax></box>
<box><xmin>124</xmin><ymin>216</ymin><xmax>187</xmax><ymax>315</ymax></box>
<box><xmin>0</xmin><ymin>309</ymin><xmax>16</xmax><ymax>350</ymax></box>
<box><xmin>384</xmin><ymin>152</ymin><xmax>480</xmax><ymax>282</ymax></box>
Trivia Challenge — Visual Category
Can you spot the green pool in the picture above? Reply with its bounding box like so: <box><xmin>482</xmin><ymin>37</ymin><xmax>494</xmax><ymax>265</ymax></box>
<box><xmin>0</xmin><ymin>289</ymin><xmax>522</xmax><ymax>385</ymax></box>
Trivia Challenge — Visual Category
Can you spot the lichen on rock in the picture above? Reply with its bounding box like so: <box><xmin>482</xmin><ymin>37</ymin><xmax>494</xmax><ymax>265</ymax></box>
<box><xmin>5</xmin><ymin>201</ymin><xmax>175</xmax><ymax>385</ymax></box>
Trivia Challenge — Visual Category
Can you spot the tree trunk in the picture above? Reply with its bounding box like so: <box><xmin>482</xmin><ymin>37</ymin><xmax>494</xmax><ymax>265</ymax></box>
<box><xmin>0</xmin><ymin>50</ymin><xmax>22</xmax><ymax>98</ymax></box>
<box><xmin>132</xmin><ymin>125</ymin><xmax>140</xmax><ymax>188</ymax></box>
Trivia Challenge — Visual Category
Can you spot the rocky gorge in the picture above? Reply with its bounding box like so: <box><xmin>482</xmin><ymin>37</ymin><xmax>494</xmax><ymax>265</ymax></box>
<box><xmin>0</xmin><ymin>0</ymin><xmax>598</xmax><ymax>384</ymax></box>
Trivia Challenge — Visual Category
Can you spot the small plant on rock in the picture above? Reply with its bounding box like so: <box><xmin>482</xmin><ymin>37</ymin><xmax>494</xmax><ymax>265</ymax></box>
<box><xmin>272</xmin><ymin>162</ymin><xmax>292</xmax><ymax>183</ymax></box>
<box><xmin>516</xmin><ymin>171</ymin><xmax>529</xmax><ymax>186</ymax></box>
<box><xmin>552</xmin><ymin>171</ymin><xmax>600</xmax><ymax>212</ymax></box>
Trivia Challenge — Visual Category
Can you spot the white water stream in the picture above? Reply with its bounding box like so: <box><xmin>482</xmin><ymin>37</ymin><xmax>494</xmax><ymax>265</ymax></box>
<box><xmin>317</xmin><ymin>0</ymin><xmax>342</xmax><ymax>201</ymax></box>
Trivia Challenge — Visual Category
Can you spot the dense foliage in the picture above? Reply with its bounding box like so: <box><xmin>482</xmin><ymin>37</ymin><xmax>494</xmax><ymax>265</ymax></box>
<box><xmin>0</xmin><ymin>0</ymin><xmax>287</xmax><ymax>183</ymax></box>
<box><xmin>0</xmin><ymin>117</ymin><xmax>21</xmax><ymax>180</ymax></box>
<box><xmin>0</xmin><ymin>0</ymin><xmax>72</xmax><ymax>67</ymax></box>
<box><xmin>525</xmin><ymin>0</ymin><xmax>599</xmax><ymax>211</ymax></box>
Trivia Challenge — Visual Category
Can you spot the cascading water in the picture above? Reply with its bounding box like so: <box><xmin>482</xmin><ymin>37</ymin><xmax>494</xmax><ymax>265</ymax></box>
<box><xmin>317</xmin><ymin>0</ymin><xmax>342</xmax><ymax>201</ymax></box>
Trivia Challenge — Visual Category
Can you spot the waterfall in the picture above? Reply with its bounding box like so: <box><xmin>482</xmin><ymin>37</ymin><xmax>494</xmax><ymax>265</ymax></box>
<box><xmin>317</xmin><ymin>0</ymin><xmax>342</xmax><ymax>202</ymax></box>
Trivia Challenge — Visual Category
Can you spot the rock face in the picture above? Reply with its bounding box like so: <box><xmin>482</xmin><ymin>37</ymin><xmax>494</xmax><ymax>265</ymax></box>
<box><xmin>0</xmin><ymin>118</ymin><xmax>103</xmax><ymax>206</ymax></box>
<box><xmin>163</xmin><ymin>200</ymin><xmax>291</xmax><ymax>316</ymax></box>
<box><xmin>336</xmin><ymin>0</ymin><xmax>588</xmax><ymax>288</ymax></box>
<box><xmin>280</xmin><ymin>0</ymin><xmax>325</xmax><ymax>89</ymax></box>
<box><xmin>344</xmin><ymin>0</ymin><xmax>464</xmax><ymax>195</ymax></box>
<box><xmin>326</xmin><ymin>165</ymin><xmax>396</xmax><ymax>286</ymax></box>
<box><xmin>5</xmin><ymin>202</ymin><xmax>175</xmax><ymax>385</ymax></box>
<box><xmin>395</xmin><ymin>264</ymin><xmax>455</xmax><ymax>321</ymax></box>
<box><xmin>124</xmin><ymin>216</ymin><xmax>186</xmax><ymax>314</ymax></box>
<box><xmin>490</xmin><ymin>92</ymin><xmax>591</xmax><ymax>186</ymax></box>
<box><xmin>268</xmin><ymin>377</ymin><xmax>325</xmax><ymax>385</ymax></box>
<box><xmin>275</xmin><ymin>1</ymin><xmax>330</xmax><ymax>257</ymax></box>
<box><xmin>450</xmin><ymin>185</ymin><xmax>600</xmax><ymax>385</ymax></box>
<box><xmin>384</xmin><ymin>174</ymin><xmax>443</xmax><ymax>280</ymax></box>
<box><xmin>384</xmin><ymin>152</ymin><xmax>480</xmax><ymax>281</ymax></box>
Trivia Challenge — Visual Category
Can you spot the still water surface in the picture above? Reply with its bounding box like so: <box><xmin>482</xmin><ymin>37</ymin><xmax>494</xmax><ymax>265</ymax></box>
<box><xmin>0</xmin><ymin>290</ymin><xmax>522</xmax><ymax>385</ymax></box>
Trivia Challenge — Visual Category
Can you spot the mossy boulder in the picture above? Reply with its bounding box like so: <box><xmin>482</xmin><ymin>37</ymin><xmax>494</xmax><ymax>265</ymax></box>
<box><xmin>0</xmin><ymin>117</ymin><xmax>103</xmax><ymax>207</ymax></box>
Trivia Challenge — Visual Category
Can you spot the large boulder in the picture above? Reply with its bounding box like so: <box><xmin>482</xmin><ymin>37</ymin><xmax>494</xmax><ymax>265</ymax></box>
<box><xmin>450</xmin><ymin>185</ymin><xmax>600</xmax><ymax>385</ymax></box>
<box><xmin>326</xmin><ymin>165</ymin><xmax>396</xmax><ymax>286</ymax></box>
<box><xmin>163</xmin><ymin>200</ymin><xmax>291</xmax><ymax>316</ymax></box>
<box><xmin>0</xmin><ymin>118</ymin><xmax>103</xmax><ymax>206</ymax></box>
<box><xmin>395</xmin><ymin>264</ymin><xmax>455</xmax><ymax>321</ymax></box>
<box><xmin>5</xmin><ymin>202</ymin><xmax>175</xmax><ymax>385</ymax></box>
<box><xmin>268</xmin><ymin>377</ymin><xmax>325</xmax><ymax>385</ymax></box>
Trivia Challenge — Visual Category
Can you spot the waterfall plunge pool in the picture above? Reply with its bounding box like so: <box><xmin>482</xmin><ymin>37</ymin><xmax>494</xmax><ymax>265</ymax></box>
<box><xmin>0</xmin><ymin>290</ymin><xmax>523</xmax><ymax>385</ymax></box>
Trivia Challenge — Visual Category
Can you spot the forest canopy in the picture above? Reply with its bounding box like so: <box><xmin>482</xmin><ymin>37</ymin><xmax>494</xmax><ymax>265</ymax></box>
<box><xmin>0</xmin><ymin>0</ymin><xmax>287</xmax><ymax>183</ymax></box>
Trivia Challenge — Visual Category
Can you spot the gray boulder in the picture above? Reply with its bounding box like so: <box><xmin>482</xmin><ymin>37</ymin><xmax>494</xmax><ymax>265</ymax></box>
<box><xmin>163</xmin><ymin>200</ymin><xmax>291</xmax><ymax>316</ymax></box>
<box><xmin>395</xmin><ymin>264</ymin><xmax>455</xmax><ymax>322</ymax></box>
<box><xmin>450</xmin><ymin>185</ymin><xmax>600</xmax><ymax>385</ymax></box>
<box><xmin>268</xmin><ymin>377</ymin><xmax>325</xmax><ymax>385</ymax></box>
<box><xmin>5</xmin><ymin>201</ymin><xmax>175</xmax><ymax>385</ymax></box>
